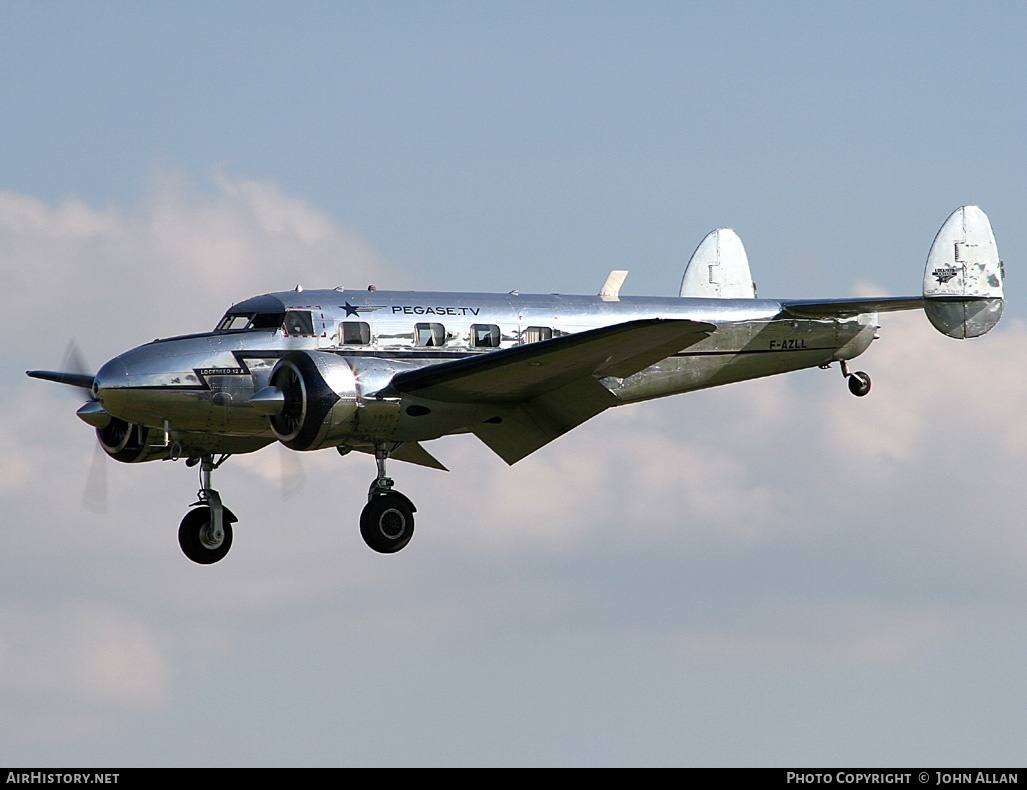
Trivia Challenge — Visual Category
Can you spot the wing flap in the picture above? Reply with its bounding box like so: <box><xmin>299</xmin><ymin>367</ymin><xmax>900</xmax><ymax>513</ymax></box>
<box><xmin>471</xmin><ymin>376</ymin><xmax>618</xmax><ymax>465</ymax></box>
<box><xmin>353</xmin><ymin>441</ymin><xmax>448</xmax><ymax>471</ymax></box>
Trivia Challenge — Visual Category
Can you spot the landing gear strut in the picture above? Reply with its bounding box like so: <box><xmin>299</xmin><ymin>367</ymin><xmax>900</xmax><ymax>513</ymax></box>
<box><xmin>178</xmin><ymin>454</ymin><xmax>237</xmax><ymax>564</ymax></box>
<box><xmin>839</xmin><ymin>360</ymin><xmax>871</xmax><ymax>397</ymax></box>
<box><xmin>359</xmin><ymin>443</ymin><xmax>416</xmax><ymax>554</ymax></box>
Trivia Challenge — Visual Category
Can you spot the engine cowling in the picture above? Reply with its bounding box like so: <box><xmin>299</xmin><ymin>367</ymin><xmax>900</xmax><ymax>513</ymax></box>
<box><xmin>96</xmin><ymin>418</ymin><xmax>169</xmax><ymax>463</ymax></box>
<box><xmin>267</xmin><ymin>352</ymin><xmax>358</xmax><ymax>450</ymax></box>
<box><xmin>264</xmin><ymin>351</ymin><xmax>416</xmax><ymax>451</ymax></box>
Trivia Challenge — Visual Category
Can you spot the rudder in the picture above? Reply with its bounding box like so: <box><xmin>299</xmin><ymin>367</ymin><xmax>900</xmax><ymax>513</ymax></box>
<box><xmin>923</xmin><ymin>205</ymin><xmax>1003</xmax><ymax>338</ymax></box>
<box><xmin>680</xmin><ymin>228</ymin><xmax>757</xmax><ymax>298</ymax></box>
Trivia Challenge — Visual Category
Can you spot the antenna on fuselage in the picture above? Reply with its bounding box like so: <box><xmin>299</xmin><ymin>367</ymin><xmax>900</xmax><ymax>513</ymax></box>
<box><xmin>599</xmin><ymin>270</ymin><xmax>629</xmax><ymax>301</ymax></box>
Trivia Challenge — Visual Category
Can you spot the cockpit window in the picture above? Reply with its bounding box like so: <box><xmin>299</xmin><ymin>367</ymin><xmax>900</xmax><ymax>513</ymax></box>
<box><xmin>251</xmin><ymin>312</ymin><xmax>285</xmax><ymax>329</ymax></box>
<box><xmin>217</xmin><ymin>314</ymin><xmax>253</xmax><ymax>331</ymax></box>
<box><xmin>216</xmin><ymin>311</ymin><xmax>286</xmax><ymax>332</ymax></box>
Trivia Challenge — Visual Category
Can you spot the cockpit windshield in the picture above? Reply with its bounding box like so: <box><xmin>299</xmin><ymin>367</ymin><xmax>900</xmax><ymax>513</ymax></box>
<box><xmin>215</xmin><ymin>311</ymin><xmax>286</xmax><ymax>332</ymax></box>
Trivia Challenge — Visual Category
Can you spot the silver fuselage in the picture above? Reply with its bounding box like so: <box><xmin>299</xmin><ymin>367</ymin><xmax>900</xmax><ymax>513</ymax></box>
<box><xmin>93</xmin><ymin>288</ymin><xmax>877</xmax><ymax>458</ymax></box>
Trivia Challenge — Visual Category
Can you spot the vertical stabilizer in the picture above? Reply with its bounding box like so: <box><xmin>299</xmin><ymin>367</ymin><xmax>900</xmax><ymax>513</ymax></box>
<box><xmin>680</xmin><ymin>228</ymin><xmax>756</xmax><ymax>298</ymax></box>
<box><xmin>923</xmin><ymin>206</ymin><xmax>1003</xmax><ymax>338</ymax></box>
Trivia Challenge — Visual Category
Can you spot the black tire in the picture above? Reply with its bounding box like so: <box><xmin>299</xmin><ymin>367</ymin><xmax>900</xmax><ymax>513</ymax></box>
<box><xmin>178</xmin><ymin>507</ymin><xmax>234</xmax><ymax>564</ymax></box>
<box><xmin>360</xmin><ymin>493</ymin><xmax>415</xmax><ymax>553</ymax></box>
<box><xmin>848</xmin><ymin>371</ymin><xmax>871</xmax><ymax>397</ymax></box>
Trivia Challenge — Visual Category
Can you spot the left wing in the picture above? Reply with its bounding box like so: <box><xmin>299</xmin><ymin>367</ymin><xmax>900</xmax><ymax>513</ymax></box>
<box><xmin>385</xmin><ymin>318</ymin><xmax>715</xmax><ymax>464</ymax></box>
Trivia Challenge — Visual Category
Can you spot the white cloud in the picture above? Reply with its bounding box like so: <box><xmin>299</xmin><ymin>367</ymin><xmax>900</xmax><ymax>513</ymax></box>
<box><xmin>0</xmin><ymin>602</ymin><xmax>175</xmax><ymax>739</ymax></box>
<box><xmin>0</xmin><ymin>168</ymin><xmax>395</xmax><ymax>365</ymax></box>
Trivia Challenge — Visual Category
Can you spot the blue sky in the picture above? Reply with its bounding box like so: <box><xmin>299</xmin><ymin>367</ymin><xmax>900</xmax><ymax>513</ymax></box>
<box><xmin>2</xmin><ymin>2</ymin><xmax>1026</xmax><ymax>766</ymax></box>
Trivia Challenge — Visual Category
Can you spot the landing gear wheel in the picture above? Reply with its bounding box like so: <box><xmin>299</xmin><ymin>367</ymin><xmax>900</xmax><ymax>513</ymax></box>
<box><xmin>847</xmin><ymin>371</ymin><xmax>871</xmax><ymax>397</ymax></box>
<box><xmin>360</xmin><ymin>493</ymin><xmax>415</xmax><ymax>554</ymax></box>
<box><xmin>178</xmin><ymin>507</ymin><xmax>234</xmax><ymax>564</ymax></box>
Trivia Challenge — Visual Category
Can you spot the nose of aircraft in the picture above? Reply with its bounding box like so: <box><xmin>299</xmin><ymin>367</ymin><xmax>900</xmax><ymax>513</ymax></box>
<box><xmin>93</xmin><ymin>356</ymin><xmax>129</xmax><ymax>414</ymax></box>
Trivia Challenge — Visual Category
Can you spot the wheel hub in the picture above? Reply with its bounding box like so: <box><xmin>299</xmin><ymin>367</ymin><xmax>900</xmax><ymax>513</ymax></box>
<box><xmin>198</xmin><ymin>523</ymin><xmax>225</xmax><ymax>549</ymax></box>
<box><xmin>378</xmin><ymin>508</ymin><xmax>407</xmax><ymax>540</ymax></box>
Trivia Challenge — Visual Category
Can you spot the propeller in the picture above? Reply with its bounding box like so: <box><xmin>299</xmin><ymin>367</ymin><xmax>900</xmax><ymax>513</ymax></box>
<box><xmin>279</xmin><ymin>444</ymin><xmax>306</xmax><ymax>501</ymax></box>
<box><xmin>29</xmin><ymin>341</ymin><xmax>109</xmax><ymax>513</ymax></box>
<box><xmin>26</xmin><ymin>340</ymin><xmax>97</xmax><ymax>395</ymax></box>
<box><xmin>33</xmin><ymin>341</ymin><xmax>307</xmax><ymax>509</ymax></box>
<box><xmin>83</xmin><ymin>443</ymin><xmax>108</xmax><ymax>514</ymax></box>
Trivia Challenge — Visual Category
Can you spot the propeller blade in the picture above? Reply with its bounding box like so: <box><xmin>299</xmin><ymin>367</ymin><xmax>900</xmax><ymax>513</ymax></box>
<box><xmin>82</xmin><ymin>442</ymin><xmax>108</xmax><ymax>514</ymax></box>
<box><xmin>26</xmin><ymin>340</ymin><xmax>97</xmax><ymax>396</ymax></box>
<box><xmin>279</xmin><ymin>445</ymin><xmax>306</xmax><ymax>502</ymax></box>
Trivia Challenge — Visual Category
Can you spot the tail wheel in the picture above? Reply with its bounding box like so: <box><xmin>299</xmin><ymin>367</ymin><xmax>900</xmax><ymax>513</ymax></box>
<box><xmin>847</xmin><ymin>371</ymin><xmax>871</xmax><ymax>397</ymax></box>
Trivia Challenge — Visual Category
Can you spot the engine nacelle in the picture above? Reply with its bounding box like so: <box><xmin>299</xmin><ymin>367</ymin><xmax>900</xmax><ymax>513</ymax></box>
<box><xmin>266</xmin><ymin>351</ymin><xmax>414</xmax><ymax>451</ymax></box>
<box><xmin>96</xmin><ymin>418</ymin><xmax>170</xmax><ymax>463</ymax></box>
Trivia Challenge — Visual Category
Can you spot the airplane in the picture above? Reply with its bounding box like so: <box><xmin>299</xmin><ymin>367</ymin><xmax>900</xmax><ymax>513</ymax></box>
<box><xmin>27</xmin><ymin>205</ymin><xmax>1004</xmax><ymax>564</ymax></box>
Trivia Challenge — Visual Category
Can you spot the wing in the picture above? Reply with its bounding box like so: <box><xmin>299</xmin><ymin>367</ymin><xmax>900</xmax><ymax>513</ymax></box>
<box><xmin>386</xmin><ymin>318</ymin><xmax>715</xmax><ymax>464</ymax></box>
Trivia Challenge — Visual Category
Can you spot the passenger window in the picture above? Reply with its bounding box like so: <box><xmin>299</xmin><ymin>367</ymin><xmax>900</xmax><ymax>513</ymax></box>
<box><xmin>340</xmin><ymin>321</ymin><xmax>371</xmax><ymax>345</ymax></box>
<box><xmin>414</xmin><ymin>323</ymin><xmax>446</xmax><ymax>347</ymax></box>
<box><xmin>522</xmin><ymin>326</ymin><xmax>553</xmax><ymax>344</ymax></box>
<box><xmin>470</xmin><ymin>323</ymin><xmax>501</xmax><ymax>348</ymax></box>
<box><xmin>283</xmin><ymin>311</ymin><xmax>314</xmax><ymax>336</ymax></box>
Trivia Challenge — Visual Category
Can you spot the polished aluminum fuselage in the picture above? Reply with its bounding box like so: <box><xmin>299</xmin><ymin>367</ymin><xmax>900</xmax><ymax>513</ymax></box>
<box><xmin>95</xmin><ymin>288</ymin><xmax>877</xmax><ymax>457</ymax></box>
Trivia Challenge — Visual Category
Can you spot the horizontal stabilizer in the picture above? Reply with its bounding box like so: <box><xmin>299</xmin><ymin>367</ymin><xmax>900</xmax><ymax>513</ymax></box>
<box><xmin>781</xmin><ymin>206</ymin><xmax>1004</xmax><ymax>340</ymax></box>
<box><xmin>680</xmin><ymin>228</ymin><xmax>756</xmax><ymax>298</ymax></box>
<box><xmin>781</xmin><ymin>296</ymin><xmax>924</xmax><ymax>319</ymax></box>
<box><xmin>922</xmin><ymin>205</ymin><xmax>1003</xmax><ymax>338</ymax></box>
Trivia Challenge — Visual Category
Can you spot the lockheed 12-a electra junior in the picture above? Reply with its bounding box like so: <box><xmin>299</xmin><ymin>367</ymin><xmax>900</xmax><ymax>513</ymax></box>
<box><xmin>28</xmin><ymin>206</ymin><xmax>1005</xmax><ymax>563</ymax></box>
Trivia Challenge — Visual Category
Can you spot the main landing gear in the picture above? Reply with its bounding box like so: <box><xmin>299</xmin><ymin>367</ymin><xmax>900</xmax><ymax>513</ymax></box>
<box><xmin>824</xmin><ymin>360</ymin><xmax>871</xmax><ymax>397</ymax></box>
<box><xmin>359</xmin><ymin>443</ymin><xmax>416</xmax><ymax>554</ymax></box>
<box><xmin>174</xmin><ymin>445</ymin><xmax>418</xmax><ymax>562</ymax></box>
<box><xmin>178</xmin><ymin>454</ymin><xmax>237</xmax><ymax>565</ymax></box>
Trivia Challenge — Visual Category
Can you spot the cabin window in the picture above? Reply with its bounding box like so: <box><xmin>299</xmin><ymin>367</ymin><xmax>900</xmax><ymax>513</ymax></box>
<box><xmin>414</xmin><ymin>322</ymin><xmax>446</xmax><ymax>347</ymax></box>
<box><xmin>470</xmin><ymin>323</ymin><xmax>501</xmax><ymax>348</ymax></box>
<box><xmin>283</xmin><ymin>310</ymin><xmax>314</xmax><ymax>336</ymax></box>
<box><xmin>522</xmin><ymin>326</ymin><xmax>553</xmax><ymax>344</ymax></box>
<box><xmin>340</xmin><ymin>321</ymin><xmax>371</xmax><ymax>345</ymax></box>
